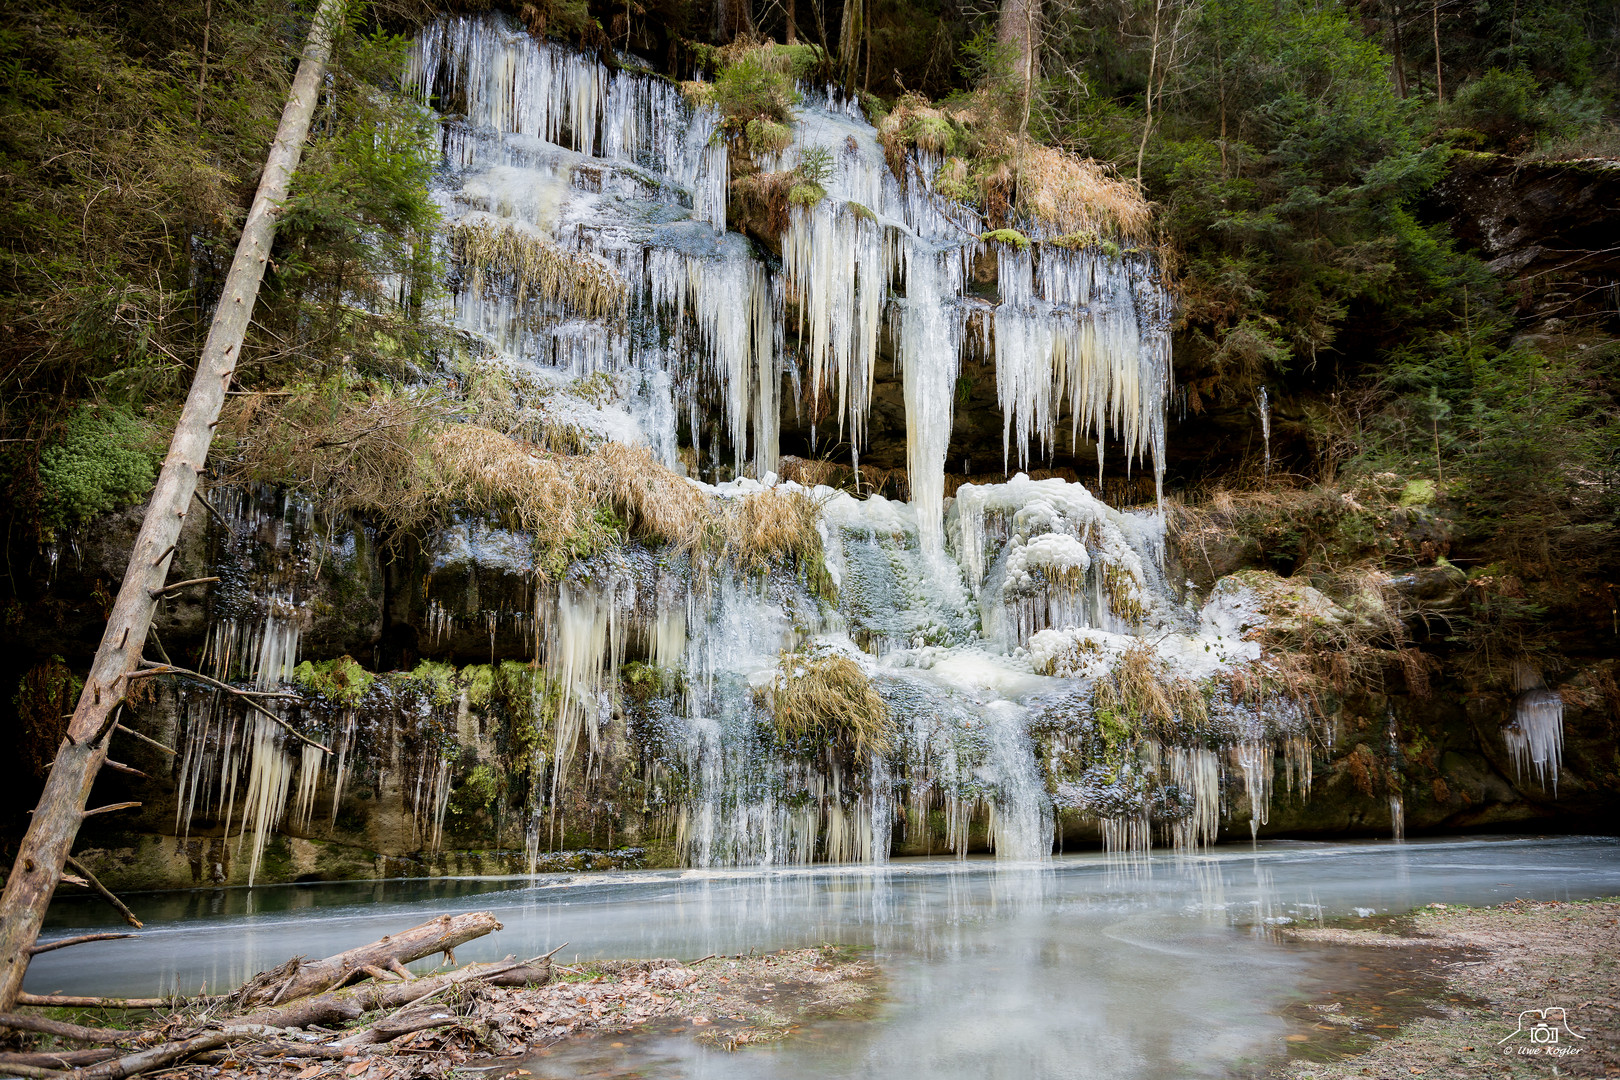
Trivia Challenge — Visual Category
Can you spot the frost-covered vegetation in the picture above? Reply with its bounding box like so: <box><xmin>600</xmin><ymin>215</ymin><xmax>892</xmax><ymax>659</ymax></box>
<box><xmin>2</xmin><ymin>0</ymin><xmax>1616</xmax><ymax>879</ymax></box>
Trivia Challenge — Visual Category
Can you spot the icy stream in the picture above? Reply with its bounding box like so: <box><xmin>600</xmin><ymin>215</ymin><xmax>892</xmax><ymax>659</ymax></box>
<box><xmin>27</xmin><ymin>838</ymin><xmax>1620</xmax><ymax>1078</ymax></box>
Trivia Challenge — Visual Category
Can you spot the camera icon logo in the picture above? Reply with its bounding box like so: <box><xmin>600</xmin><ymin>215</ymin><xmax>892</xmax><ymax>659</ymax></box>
<box><xmin>1499</xmin><ymin>1007</ymin><xmax>1586</xmax><ymax>1046</ymax></box>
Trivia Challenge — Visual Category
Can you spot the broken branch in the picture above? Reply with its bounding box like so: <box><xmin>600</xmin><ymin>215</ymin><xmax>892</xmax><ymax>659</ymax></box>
<box><xmin>62</xmin><ymin>856</ymin><xmax>143</xmax><ymax>929</ymax></box>
<box><xmin>135</xmin><ymin>661</ymin><xmax>331</xmax><ymax>753</ymax></box>
<box><xmin>27</xmin><ymin>932</ymin><xmax>136</xmax><ymax>957</ymax></box>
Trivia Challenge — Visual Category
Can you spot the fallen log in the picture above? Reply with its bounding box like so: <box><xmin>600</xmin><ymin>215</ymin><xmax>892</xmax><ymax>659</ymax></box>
<box><xmin>0</xmin><ymin>1012</ymin><xmax>141</xmax><ymax>1044</ymax></box>
<box><xmin>238</xmin><ymin>957</ymin><xmax>550</xmax><ymax>1029</ymax></box>
<box><xmin>14</xmin><ymin>993</ymin><xmax>198</xmax><ymax>1009</ymax></box>
<box><xmin>0</xmin><ymin>1046</ymin><xmax>119</xmax><ymax>1068</ymax></box>
<box><xmin>69</xmin><ymin>1028</ymin><xmax>235</xmax><ymax>1080</ymax></box>
<box><xmin>28</xmin><ymin>959</ymin><xmax>551</xmax><ymax>1080</ymax></box>
<box><xmin>236</xmin><ymin>911</ymin><xmax>502</xmax><ymax>1007</ymax></box>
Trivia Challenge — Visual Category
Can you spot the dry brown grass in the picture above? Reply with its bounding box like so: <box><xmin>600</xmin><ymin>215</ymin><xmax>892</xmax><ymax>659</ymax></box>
<box><xmin>1013</xmin><ymin>142</ymin><xmax>1151</xmax><ymax>242</ymax></box>
<box><xmin>722</xmin><ymin>487</ymin><xmax>822</xmax><ymax>571</ymax></box>
<box><xmin>875</xmin><ymin>94</ymin><xmax>1151</xmax><ymax>241</ymax></box>
<box><xmin>729</xmin><ymin>169</ymin><xmax>795</xmax><ymax>237</ymax></box>
<box><xmin>448</xmin><ymin>220</ymin><xmax>627</xmax><ymax>319</ymax></box>
<box><xmin>757</xmin><ymin>646</ymin><xmax>891</xmax><ymax>757</ymax></box>
<box><xmin>222</xmin><ymin>387</ymin><xmax>857</xmax><ymax>586</ymax></box>
<box><xmin>222</xmin><ymin>388</ymin><xmax>709</xmax><ymax>577</ymax></box>
<box><xmin>1093</xmin><ymin>640</ymin><xmax>1208</xmax><ymax>735</ymax></box>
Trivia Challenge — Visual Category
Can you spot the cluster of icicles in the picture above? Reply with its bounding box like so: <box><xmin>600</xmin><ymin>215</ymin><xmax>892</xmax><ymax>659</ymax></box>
<box><xmin>164</xmin><ymin>17</ymin><xmax>1336</xmax><ymax>882</ymax></box>
<box><xmin>405</xmin><ymin>13</ymin><xmax>1173</xmax><ymax>551</ymax></box>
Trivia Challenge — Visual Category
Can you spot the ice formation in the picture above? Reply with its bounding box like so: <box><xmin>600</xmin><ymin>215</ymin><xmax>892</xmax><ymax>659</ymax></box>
<box><xmin>1505</xmin><ymin>688</ymin><xmax>1565</xmax><ymax>794</ymax></box>
<box><xmin>171</xmin><ymin>19</ymin><xmax>1348</xmax><ymax>876</ymax></box>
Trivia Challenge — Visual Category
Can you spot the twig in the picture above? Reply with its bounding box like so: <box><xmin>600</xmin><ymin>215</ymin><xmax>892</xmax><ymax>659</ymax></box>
<box><xmin>136</xmin><ymin>661</ymin><xmax>331</xmax><ymax>753</ymax></box>
<box><xmin>15</xmin><ymin>993</ymin><xmax>202</xmax><ymax>1009</ymax></box>
<box><xmin>82</xmin><ymin>802</ymin><xmax>142</xmax><ymax>820</ymax></box>
<box><xmin>28</xmin><ymin>932</ymin><xmax>135</xmax><ymax>957</ymax></box>
<box><xmin>149</xmin><ymin>576</ymin><xmax>220</xmax><ymax>599</ymax></box>
<box><xmin>687</xmin><ymin>953</ymin><xmax>718</xmax><ymax>965</ymax></box>
<box><xmin>63</xmin><ymin>855</ymin><xmax>144</xmax><ymax>928</ymax></box>
<box><xmin>114</xmin><ymin>723</ymin><xmax>176</xmax><ymax>756</ymax></box>
<box><xmin>0</xmin><ymin>1062</ymin><xmax>70</xmax><ymax>1077</ymax></box>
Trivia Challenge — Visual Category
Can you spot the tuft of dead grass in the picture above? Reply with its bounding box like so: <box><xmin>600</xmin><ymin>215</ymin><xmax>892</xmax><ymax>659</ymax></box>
<box><xmin>722</xmin><ymin>487</ymin><xmax>822</xmax><ymax>571</ymax></box>
<box><xmin>757</xmin><ymin>646</ymin><xmax>891</xmax><ymax>757</ymax></box>
<box><xmin>875</xmin><ymin>94</ymin><xmax>1151</xmax><ymax>241</ymax></box>
<box><xmin>1013</xmin><ymin>142</ymin><xmax>1152</xmax><ymax>241</ymax></box>
<box><xmin>1093</xmin><ymin>640</ymin><xmax>1208</xmax><ymax>736</ymax></box>
<box><xmin>448</xmin><ymin>220</ymin><xmax>627</xmax><ymax>319</ymax></box>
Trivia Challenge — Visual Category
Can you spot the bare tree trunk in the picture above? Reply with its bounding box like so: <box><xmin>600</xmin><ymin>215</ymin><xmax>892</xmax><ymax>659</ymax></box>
<box><xmin>1136</xmin><ymin>0</ymin><xmax>1165</xmax><ymax>182</ymax></box>
<box><xmin>0</xmin><ymin>0</ymin><xmax>348</xmax><ymax>1012</ymax></box>
<box><xmin>1431</xmin><ymin>0</ymin><xmax>1443</xmax><ymax>103</ymax></box>
<box><xmin>1388</xmin><ymin>0</ymin><xmax>1408</xmax><ymax>98</ymax></box>
<box><xmin>838</xmin><ymin>0</ymin><xmax>864</xmax><ymax>92</ymax></box>
<box><xmin>991</xmin><ymin>0</ymin><xmax>1043</xmax><ymax>95</ymax></box>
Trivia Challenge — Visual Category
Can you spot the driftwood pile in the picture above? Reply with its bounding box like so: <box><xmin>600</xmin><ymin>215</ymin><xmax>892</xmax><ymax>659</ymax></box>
<box><xmin>0</xmin><ymin>912</ymin><xmax>557</xmax><ymax>1079</ymax></box>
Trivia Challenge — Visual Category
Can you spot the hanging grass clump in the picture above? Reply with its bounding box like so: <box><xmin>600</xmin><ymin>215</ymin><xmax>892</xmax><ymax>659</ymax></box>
<box><xmin>448</xmin><ymin>220</ymin><xmax>627</xmax><ymax>320</ymax></box>
<box><xmin>757</xmin><ymin>645</ymin><xmax>891</xmax><ymax>758</ymax></box>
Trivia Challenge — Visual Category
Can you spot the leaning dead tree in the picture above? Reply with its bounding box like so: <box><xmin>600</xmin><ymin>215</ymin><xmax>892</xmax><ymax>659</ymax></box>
<box><xmin>0</xmin><ymin>0</ymin><xmax>349</xmax><ymax>1011</ymax></box>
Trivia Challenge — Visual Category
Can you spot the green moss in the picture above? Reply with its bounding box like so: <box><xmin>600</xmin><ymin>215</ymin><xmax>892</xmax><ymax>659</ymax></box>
<box><xmin>448</xmin><ymin>764</ymin><xmax>506</xmax><ymax>818</ymax></box>
<box><xmin>461</xmin><ymin>663</ymin><xmax>496</xmax><ymax>707</ymax></box>
<box><xmin>622</xmin><ymin>661</ymin><xmax>684</xmax><ymax>703</ymax></box>
<box><xmin>788</xmin><ymin>181</ymin><xmax>826</xmax><ymax>207</ymax></box>
<box><xmin>847</xmin><ymin>201</ymin><xmax>878</xmax><ymax>223</ymax></box>
<box><xmin>409</xmin><ymin>660</ymin><xmax>458</xmax><ymax>708</ymax></box>
<box><xmin>935</xmin><ymin>177</ymin><xmax>980</xmax><ymax>205</ymax></box>
<box><xmin>770</xmin><ymin>43</ymin><xmax>824</xmax><ymax>81</ymax></box>
<box><xmin>293</xmin><ymin>656</ymin><xmax>375</xmax><ymax>707</ymax></box>
<box><xmin>1400</xmin><ymin>478</ymin><xmax>1436</xmax><ymax>507</ymax></box>
<box><xmin>39</xmin><ymin>403</ymin><xmax>160</xmax><ymax>531</ymax></box>
<box><xmin>979</xmin><ymin>228</ymin><xmax>1031</xmax><ymax>250</ymax></box>
<box><xmin>746</xmin><ymin>117</ymin><xmax>794</xmax><ymax>156</ymax></box>
<box><xmin>1045</xmin><ymin>231</ymin><xmax>1100</xmax><ymax>249</ymax></box>
<box><xmin>856</xmin><ymin>90</ymin><xmax>889</xmax><ymax>125</ymax></box>
<box><xmin>907</xmin><ymin>114</ymin><xmax>957</xmax><ymax>154</ymax></box>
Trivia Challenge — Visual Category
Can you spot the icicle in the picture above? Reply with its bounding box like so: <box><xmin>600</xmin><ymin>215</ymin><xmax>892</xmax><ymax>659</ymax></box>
<box><xmin>1169</xmin><ymin>747</ymin><xmax>1222</xmax><ymax>850</ymax></box>
<box><xmin>991</xmin><ymin>245</ymin><xmax>1172</xmax><ymax>510</ymax></box>
<box><xmin>1505</xmin><ymin>689</ymin><xmax>1564</xmax><ymax>794</ymax></box>
<box><xmin>782</xmin><ymin>202</ymin><xmax>890</xmax><ymax>456</ymax></box>
<box><xmin>898</xmin><ymin>245</ymin><xmax>966</xmax><ymax>558</ymax></box>
<box><xmin>237</xmin><ymin>716</ymin><xmax>295</xmax><ymax>887</ymax></box>
<box><xmin>1389</xmin><ymin>796</ymin><xmax>1405</xmax><ymax>842</ymax></box>
<box><xmin>1231</xmin><ymin>740</ymin><xmax>1274</xmax><ymax>840</ymax></box>
<box><xmin>291</xmin><ymin>743</ymin><xmax>323</xmax><ymax>833</ymax></box>
<box><xmin>328</xmin><ymin>712</ymin><xmax>357</xmax><ymax>825</ymax></box>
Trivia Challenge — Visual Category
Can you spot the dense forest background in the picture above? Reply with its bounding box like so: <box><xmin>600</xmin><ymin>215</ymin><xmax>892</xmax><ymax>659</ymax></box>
<box><xmin>1</xmin><ymin>0</ymin><xmax>1617</xmax><ymax>851</ymax></box>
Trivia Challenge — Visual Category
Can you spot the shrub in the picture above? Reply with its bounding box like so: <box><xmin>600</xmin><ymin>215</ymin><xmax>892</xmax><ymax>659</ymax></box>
<box><xmin>713</xmin><ymin>53</ymin><xmax>799</xmax><ymax>126</ymax></box>
<box><xmin>39</xmin><ymin>403</ymin><xmax>160</xmax><ymax>531</ymax></box>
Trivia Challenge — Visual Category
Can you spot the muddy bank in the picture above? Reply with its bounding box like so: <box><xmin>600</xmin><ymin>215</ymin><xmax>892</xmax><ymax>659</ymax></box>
<box><xmin>1277</xmin><ymin>898</ymin><xmax>1620</xmax><ymax>1078</ymax></box>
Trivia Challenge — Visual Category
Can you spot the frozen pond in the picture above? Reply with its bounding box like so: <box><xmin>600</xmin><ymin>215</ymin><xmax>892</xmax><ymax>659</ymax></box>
<box><xmin>30</xmin><ymin>836</ymin><xmax>1620</xmax><ymax>1079</ymax></box>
